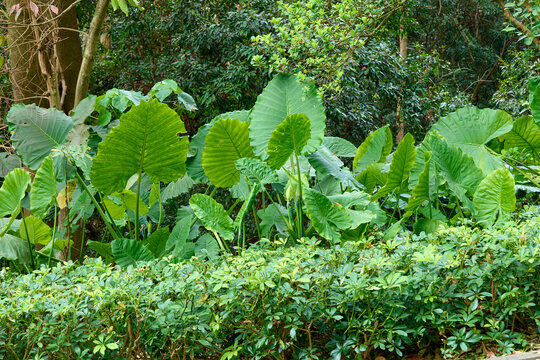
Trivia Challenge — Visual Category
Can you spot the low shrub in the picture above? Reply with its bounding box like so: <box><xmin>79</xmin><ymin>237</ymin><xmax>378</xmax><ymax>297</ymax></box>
<box><xmin>1</xmin><ymin>209</ymin><xmax>539</xmax><ymax>360</ymax></box>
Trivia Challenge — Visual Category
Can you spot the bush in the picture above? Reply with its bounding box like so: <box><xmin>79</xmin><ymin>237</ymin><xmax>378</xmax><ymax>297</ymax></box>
<box><xmin>1</xmin><ymin>209</ymin><xmax>539</xmax><ymax>360</ymax></box>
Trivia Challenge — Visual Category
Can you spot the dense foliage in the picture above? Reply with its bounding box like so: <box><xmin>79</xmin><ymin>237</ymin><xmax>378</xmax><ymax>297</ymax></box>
<box><xmin>1</xmin><ymin>211</ymin><xmax>539</xmax><ymax>359</ymax></box>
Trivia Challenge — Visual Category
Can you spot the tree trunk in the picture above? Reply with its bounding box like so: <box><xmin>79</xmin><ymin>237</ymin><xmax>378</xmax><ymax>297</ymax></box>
<box><xmin>395</xmin><ymin>22</ymin><xmax>407</xmax><ymax>143</ymax></box>
<box><xmin>6</xmin><ymin>0</ymin><xmax>49</xmax><ymax>107</ymax></box>
<box><xmin>56</xmin><ymin>0</ymin><xmax>83</xmax><ymax>113</ymax></box>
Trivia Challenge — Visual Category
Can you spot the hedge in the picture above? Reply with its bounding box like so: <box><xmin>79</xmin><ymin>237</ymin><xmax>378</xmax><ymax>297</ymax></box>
<box><xmin>1</xmin><ymin>210</ymin><xmax>539</xmax><ymax>360</ymax></box>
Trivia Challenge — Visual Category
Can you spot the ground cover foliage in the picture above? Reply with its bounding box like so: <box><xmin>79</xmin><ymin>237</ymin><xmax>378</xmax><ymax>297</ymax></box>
<box><xmin>1</xmin><ymin>209</ymin><xmax>539</xmax><ymax>359</ymax></box>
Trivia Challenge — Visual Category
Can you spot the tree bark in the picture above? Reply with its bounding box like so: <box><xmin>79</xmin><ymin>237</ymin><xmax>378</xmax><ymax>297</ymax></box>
<box><xmin>6</xmin><ymin>0</ymin><xmax>49</xmax><ymax>107</ymax></box>
<box><xmin>74</xmin><ymin>0</ymin><xmax>110</xmax><ymax>107</ymax></box>
<box><xmin>395</xmin><ymin>22</ymin><xmax>407</xmax><ymax>143</ymax></box>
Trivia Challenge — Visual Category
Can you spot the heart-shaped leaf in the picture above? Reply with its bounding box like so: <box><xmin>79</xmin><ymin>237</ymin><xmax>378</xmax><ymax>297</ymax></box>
<box><xmin>111</xmin><ymin>238</ymin><xmax>154</xmax><ymax>268</ymax></box>
<box><xmin>473</xmin><ymin>168</ymin><xmax>516</xmax><ymax>227</ymax></box>
<box><xmin>267</xmin><ymin>113</ymin><xmax>311</xmax><ymax>169</ymax></box>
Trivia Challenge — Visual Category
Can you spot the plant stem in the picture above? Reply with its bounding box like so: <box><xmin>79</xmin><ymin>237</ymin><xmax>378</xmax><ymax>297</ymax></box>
<box><xmin>294</xmin><ymin>151</ymin><xmax>304</xmax><ymax>239</ymax></box>
<box><xmin>156</xmin><ymin>186</ymin><xmax>163</xmax><ymax>231</ymax></box>
<box><xmin>47</xmin><ymin>204</ymin><xmax>58</xmax><ymax>267</ymax></box>
<box><xmin>75</xmin><ymin>172</ymin><xmax>120</xmax><ymax>239</ymax></box>
<box><xmin>22</xmin><ymin>216</ymin><xmax>35</xmax><ymax>270</ymax></box>
<box><xmin>134</xmin><ymin>172</ymin><xmax>142</xmax><ymax>241</ymax></box>
<box><xmin>79</xmin><ymin>216</ymin><xmax>86</xmax><ymax>264</ymax></box>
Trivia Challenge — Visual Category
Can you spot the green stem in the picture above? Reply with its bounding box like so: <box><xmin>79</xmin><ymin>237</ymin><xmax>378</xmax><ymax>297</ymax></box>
<box><xmin>22</xmin><ymin>216</ymin><xmax>35</xmax><ymax>270</ymax></box>
<box><xmin>156</xmin><ymin>186</ymin><xmax>163</xmax><ymax>231</ymax></box>
<box><xmin>47</xmin><ymin>204</ymin><xmax>57</xmax><ymax>267</ymax></box>
<box><xmin>134</xmin><ymin>172</ymin><xmax>142</xmax><ymax>241</ymax></box>
<box><xmin>263</xmin><ymin>188</ymin><xmax>294</xmax><ymax>235</ymax></box>
<box><xmin>79</xmin><ymin>216</ymin><xmax>86</xmax><ymax>264</ymax></box>
<box><xmin>227</xmin><ymin>198</ymin><xmax>241</xmax><ymax>215</ymax></box>
<box><xmin>0</xmin><ymin>213</ymin><xmax>18</xmax><ymax>238</ymax></box>
<box><xmin>76</xmin><ymin>172</ymin><xmax>120</xmax><ymax>239</ymax></box>
<box><xmin>252</xmin><ymin>206</ymin><xmax>262</xmax><ymax>240</ymax></box>
<box><xmin>294</xmin><ymin>151</ymin><xmax>304</xmax><ymax>239</ymax></box>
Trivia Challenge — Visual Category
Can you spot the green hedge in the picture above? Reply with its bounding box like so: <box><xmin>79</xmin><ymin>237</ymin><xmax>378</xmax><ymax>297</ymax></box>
<box><xmin>1</xmin><ymin>211</ymin><xmax>539</xmax><ymax>360</ymax></box>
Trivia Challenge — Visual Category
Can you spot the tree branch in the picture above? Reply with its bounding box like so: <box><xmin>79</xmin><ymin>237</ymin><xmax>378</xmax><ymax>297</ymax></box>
<box><xmin>492</xmin><ymin>0</ymin><xmax>540</xmax><ymax>50</ymax></box>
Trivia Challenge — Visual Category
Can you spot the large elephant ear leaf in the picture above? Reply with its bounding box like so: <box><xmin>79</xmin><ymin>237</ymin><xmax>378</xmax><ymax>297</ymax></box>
<box><xmin>0</xmin><ymin>234</ymin><xmax>31</xmax><ymax>265</ymax></box>
<box><xmin>235</xmin><ymin>158</ymin><xmax>279</xmax><ymax>186</ymax></box>
<box><xmin>111</xmin><ymin>238</ymin><xmax>155</xmax><ymax>268</ymax></box>
<box><xmin>406</xmin><ymin>151</ymin><xmax>433</xmax><ymax>212</ymax></box>
<box><xmin>7</xmin><ymin>104</ymin><xmax>74</xmax><ymax>169</ymax></box>
<box><xmin>189</xmin><ymin>194</ymin><xmax>234</xmax><ymax>240</ymax></box>
<box><xmin>429</xmin><ymin>132</ymin><xmax>484</xmax><ymax>210</ymax></box>
<box><xmin>267</xmin><ymin>113</ymin><xmax>311</xmax><ymax>169</ymax></box>
<box><xmin>90</xmin><ymin>99</ymin><xmax>189</xmax><ymax>194</ymax></box>
<box><xmin>529</xmin><ymin>77</ymin><xmax>540</xmax><ymax>126</ymax></box>
<box><xmin>0</xmin><ymin>168</ymin><xmax>31</xmax><ymax>218</ymax></box>
<box><xmin>431</xmin><ymin>106</ymin><xmax>513</xmax><ymax>174</ymax></box>
<box><xmin>353</xmin><ymin>125</ymin><xmax>392</xmax><ymax>174</ymax></box>
<box><xmin>187</xmin><ymin>110</ymin><xmax>250</xmax><ymax>183</ymax></box>
<box><xmin>502</xmin><ymin>116</ymin><xmax>540</xmax><ymax>161</ymax></box>
<box><xmin>473</xmin><ymin>168</ymin><xmax>516</xmax><ymax>227</ymax></box>
<box><xmin>372</xmin><ymin>133</ymin><xmax>416</xmax><ymax>200</ymax></box>
<box><xmin>30</xmin><ymin>155</ymin><xmax>56</xmax><ymax>219</ymax></box>
<box><xmin>250</xmin><ymin>74</ymin><xmax>325</xmax><ymax>158</ymax></box>
<box><xmin>202</xmin><ymin>118</ymin><xmax>254</xmax><ymax>188</ymax></box>
<box><xmin>304</xmin><ymin>188</ymin><xmax>352</xmax><ymax>243</ymax></box>
<box><xmin>308</xmin><ymin>146</ymin><xmax>362</xmax><ymax>190</ymax></box>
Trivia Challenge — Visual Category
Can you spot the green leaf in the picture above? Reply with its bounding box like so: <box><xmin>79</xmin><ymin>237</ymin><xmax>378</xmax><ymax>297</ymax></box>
<box><xmin>116</xmin><ymin>189</ymin><xmax>149</xmax><ymax>216</ymax></box>
<box><xmin>431</xmin><ymin>106</ymin><xmax>512</xmax><ymax>174</ymax></box>
<box><xmin>267</xmin><ymin>113</ymin><xmax>311</xmax><ymax>169</ymax></box>
<box><xmin>143</xmin><ymin>227</ymin><xmax>170</xmax><ymax>258</ymax></box>
<box><xmin>7</xmin><ymin>104</ymin><xmax>74</xmax><ymax>169</ymax></box>
<box><xmin>161</xmin><ymin>175</ymin><xmax>195</xmax><ymax>201</ymax></box>
<box><xmin>187</xmin><ymin>110</ymin><xmax>250</xmax><ymax>183</ymax></box>
<box><xmin>30</xmin><ymin>155</ymin><xmax>56</xmax><ymax>219</ymax></box>
<box><xmin>322</xmin><ymin>136</ymin><xmax>357</xmax><ymax>157</ymax></box>
<box><xmin>473</xmin><ymin>168</ymin><xmax>516</xmax><ymax>227</ymax></box>
<box><xmin>406</xmin><ymin>151</ymin><xmax>433</xmax><ymax>212</ymax></box>
<box><xmin>19</xmin><ymin>215</ymin><xmax>51</xmax><ymax>245</ymax></box>
<box><xmin>0</xmin><ymin>168</ymin><xmax>30</xmax><ymax>218</ymax></box>
<box><xmin>68</xmin><ymin>95</ymin><xmax>95</xmax><ymax>147</ymax></box>
<box><xmin>372</xmin><ymin>133</ymin><xmax>416</xmax><ymax>200</ymax></box>
<box><xmin>353</xmin><ymin>125</ymin><xmax>392</xmax><ymax>174</ymax></box>
<box><xmin>502</xmin><ymin>116</ymin><xmax>540</xmax><ymax>161</ymax></box>
<box><xmin>0</xmin><ymin>152</ymin><xmax>21</xmax><ymax>177</ymax></box>
<box><xmin>103</xmin><ymin>196</ymin><xmax>126</xmax><ymax>220</ymax></box>
<box><xmin>308</xmin><ymin>146</ymin><xmax>362</xmax><ymax>189</ymax></box>
<box><xmin>249</xmin><ymin>74</ymin><xmax>325</xmax><ymax>157</ymax></box>
<box><xmin>87</xmin><ymin>240</ymin><xmax>113</xmax><ymax>262</ymax></box>
<box><xmin>167</xmin><ymin>215</ymin><xmax>192</xmax><ymax>253</ymax></box>
<box><xmin>530</xmin><ymin>77</ymin><xmax>540</xmax><ymax>126</ymax></box>
<box><xmin>195</xmin><ymin>233</ymin><xmax>220</xmax><ymax>259</ymax></box>
<box><xmin>304</xmin><ymin>188</ymin><xmax>351</xmax><ymax>242</ymax></box>
<box><xmin>235</xmin><ymin>158</ymin><xmax>279</xmax><ymax>186</ymax></box>
<box><xmin>429</xmin><ymin>132</ymin><xmax>484</xmax><ymax>210</ymax></box>
<box><xmin>258</xmin><ymin>204</ymin><xmax>289</xmax><ymax>237</ymax></box>
<box><xmin>189</xmin><ymin>194</ymin><xmax>234</xmax><ymax>240</ymax></box>
<box><xmin>355</xmin><ymin>163</ymin><xmax>386</xmax><ymax>194</ymax></box>
<box><xmin>90</xmin><ymin>99</ymin><xmax>189</xmax><ymax>194</ymax></box>
<box><xmin>111</xmin><ymin>238</ymin><xmax>154</xmax><ymax>268</ymax></box>
<box><xmin>0</xmin><ymin>234</ymin><xmax>31</xmax><ymax>264</ymax></box>
<box><xmin>202</xmin><ymin>118</ymin><xmax>254</xmax><ymax>187</ymax></box>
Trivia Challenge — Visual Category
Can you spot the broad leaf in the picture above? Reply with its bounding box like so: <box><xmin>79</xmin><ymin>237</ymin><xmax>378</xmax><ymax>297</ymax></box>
<box><xmin>195</xmin><ymin>233</ymin><xmax>220</xmax><ymax>259</ymax></box>
<box><xmin>67</xmin><ymin>95</ymin><xmax>95</xmax><ymax>147</ymax></box>
<box><xmin>189</xmin><ymin>194</ymin><xmax>234</xmax><ymax>240</ymax></box>
<box><xmin>167</xmin><ymin>215</ymin><xmax>192</xmax><ymax>253</ymax></box>
<box><xmin>304</xmin><ymin>188</ymin><xmax>351</xmax><ymax>242</ymax></box>
<box><xmin>429</xmin><ymin>133</ymin><xmax>484</xmax><ymax>210</ymax></box>
<box><xmin>0</xmin><ymin>234</ymin><xmax>31</xmax><ymax>264</ymax></box>
<box><xmin>322</xmin><ymin>136</ymin><xmax>357</xmax><ymax>157</ymax></box>
<box><xmin>308</xmin><ymin>146</ymin><xmax>362</xmax><ymax>189</ymax></box>
<box><xmin>30</xmin><ymin>155</ymin><xmax>56</xmax><ymax>219</ymax></box>
<box><xmin>356</xmin><ymin>163</ymin><xmax>386</xmax><ymax>194</ymax></box>
<box><xmin>0</xmin><ymin>152</ymin><xmax>21</xmax><ymax>177</ymax></box>
<box><xmin>431</xmin><ymin>106</ymin><xmax>512</xmax><ymax>174</ymax></box>
<box><xmin>372</xmin><ymin>133</ymin><xmax>416</xmax><ymax>200</ymax></box>
<box><xmin>406</xmin><ymin>151</ymin><xmax>433</xmax><ymax>212</ymax></box>
<box><xmin>353</xmin><ymin>125</ymin><xmax>392</xmax><ymax>174</ymax></box>
<box><xmin>19</xmin><ymin>215</ymin><xmax>51</xmax><ymax>245</ymax></box>
<box><xmin>90</xmin><ymin>99</ymin><xmax>189</xmax><ymax>194</ymax></box>
<box><xmin>187</xmin><ymin>110</ymin><xmax>249</xmax><ymax>182</ymax></box>
<box><xmin>143</xmin><ymin>227</ymin><xmax>170</xmax><ymax>258</ymax></box>
<box><xmin>530</xmin><ymin>77</ymin><xmax>540</xmax><ymax>126</ymax></box>
<box><xmin>0</xmin><ymin>168</ymin><xmax>30</xmax><ymax>218</ymax></box>
<box><xmin>258</xmin><ymin>204</ymin><xmax>289</xmax><ymax>237</ymax></box>
<box><xmin>235</xmin><ymin>158</ymin><xmax>279</xmax><ymax>186</ymax></box>
<box><xmin>502</xmin><ymin>116</ymin><xmax>540</xmax><ymax>161</ymax></box>
<box><xmin>161</xmin><ymin>175</ymin><xmax>195</xmax><ymax>201</ymax></box>
<box><xmin>87</xmin><ymin>240</ymin><xmax>113</xmax><ymax>262</ymax></box>
<box><xmin>111</xmin><ymin>238</ymin><xmax>154</xmax><ymax>268</ymax></box>
<box><xmin>7</xmin><ymin>104</ymin><xmax>74</xmax><ymax>169</ymax></box>
<box><xmin>473</xmin><ymin>168</ymin><xmax>516</xmax><ymax>227</ymax></box>
<box><xmin>249</xmin><ymin>74</ymin><xmax>325</xmax><ymax>157</ymax></box>
<box><xmin>202</xmin><ymin>118</ymin><xmax>254</xmax><ymax>187</ymax></box>
<box><xmin>267</xmin><ymin>113</ymin><xmax>311</xmax><ymax>169</ymax></box>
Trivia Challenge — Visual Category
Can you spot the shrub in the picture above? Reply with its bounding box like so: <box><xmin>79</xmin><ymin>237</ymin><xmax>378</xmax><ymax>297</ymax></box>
<box><xmin>1</xmin><ymin>208</ymin><xmax>539</xmax><ymax>359</ymax></box>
